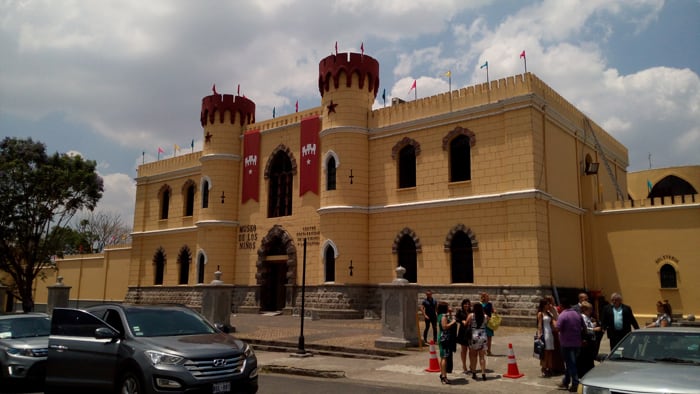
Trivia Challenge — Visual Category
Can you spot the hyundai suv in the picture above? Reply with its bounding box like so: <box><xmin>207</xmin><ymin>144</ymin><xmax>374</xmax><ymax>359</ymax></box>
<box><xmin>46</xmin><ymin>304</ymin><xmax>258</xmax><ymax>393</ymax></box>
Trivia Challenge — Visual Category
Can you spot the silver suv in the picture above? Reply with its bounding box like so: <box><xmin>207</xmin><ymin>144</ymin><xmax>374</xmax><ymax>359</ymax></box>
<box><xmin>0</xmin><ymin>312</ymin><xmax>50</xmax><ymax>389</ymax></box>
<box><xmin>46</xmin><ymin>304</ymin><xmax>258</xmax><ymax>394</ymax></box>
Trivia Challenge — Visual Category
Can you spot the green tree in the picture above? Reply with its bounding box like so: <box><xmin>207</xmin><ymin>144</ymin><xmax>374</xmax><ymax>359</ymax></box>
<box><xmin>0</xmin><ymin>137</ymin><xmax>103</xmax><ymax>312</ymax></box>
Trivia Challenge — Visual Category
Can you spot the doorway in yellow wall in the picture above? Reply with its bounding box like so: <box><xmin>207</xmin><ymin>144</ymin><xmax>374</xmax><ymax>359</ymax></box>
<box><xmin>260</xmin><ymin>258</ymin><xmax>287</xmax><ymax>312</ymax></box>
<box><xmin>256</xmin><ymin>225</ymin><xmax>298</xmax><ymax>312</ymax></box>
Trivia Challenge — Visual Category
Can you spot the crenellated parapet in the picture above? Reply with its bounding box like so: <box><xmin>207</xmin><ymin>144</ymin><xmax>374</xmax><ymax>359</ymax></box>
<box><xmin>200</xmin><ymin>94</ymin><xmax>256</xmax><ymax>126</ymax></box>
<box><xmin>318</xmin><ymin>52</ymin><xmax>380</xmax><ymax>98</ymax></box>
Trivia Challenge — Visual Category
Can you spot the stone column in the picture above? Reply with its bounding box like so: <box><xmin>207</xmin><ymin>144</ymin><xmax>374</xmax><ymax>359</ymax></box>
<box><xmin>374</xmin><ymin>266</ymin><xmax>420</xmax><ymax>349</ymax></box>
<box><xmin>201</xmin><ymin>270</ymin><xmax>235</xmax><ymax>332</ymax></box>
<box><xmin>46</xmin><ymin>276</ymin><xmax>71</xmax><ymax>316</ymax></box>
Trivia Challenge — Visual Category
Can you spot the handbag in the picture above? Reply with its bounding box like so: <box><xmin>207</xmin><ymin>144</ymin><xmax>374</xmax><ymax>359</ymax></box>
<box><xmin>533</xmin><ymin>333</ymin><xmax>545</xmax><ymax>359</ymax></box>
<box><xmin>487</xmin><ymin>312</ymin><xmax>502</xmax><ymax>331</ymax></box>
<box><xmin>439</xmin><ymin>327</ymin><xmax>451</xmax><ymax>345</ymax></box>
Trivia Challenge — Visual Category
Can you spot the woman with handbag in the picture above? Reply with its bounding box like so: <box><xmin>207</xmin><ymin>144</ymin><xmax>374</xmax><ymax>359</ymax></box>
<box><xmin>537</xmin><ymin>298</ymin><xmax>565</xmax><ymax>377</ymax></box>
<box><xmin>455</xmin><ymin>299</ymin><xmax>472</xmax><ymax>374</ymax></box>
<box><xmin>480</xmin><ymin>292</ymin><xmax>496</xmax><ymax>356</ymax></box>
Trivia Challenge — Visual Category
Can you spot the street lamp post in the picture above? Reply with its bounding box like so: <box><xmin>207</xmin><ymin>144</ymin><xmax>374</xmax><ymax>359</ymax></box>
<box><xmin>296</xmin><ymin>238</ymin><xmax>308</xmax><ymax>355</ymax></box>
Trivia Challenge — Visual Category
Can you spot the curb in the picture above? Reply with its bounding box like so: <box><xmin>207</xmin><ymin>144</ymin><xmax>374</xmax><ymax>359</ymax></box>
<box><xmin>260</xmin><ymin>365</ymin><xmax>346</xmax><ymax>379</ymax></box>
<box><xmin>243</xmin><ymin>338</ymin><xmax>408</xmax><ymax>360</ymax></box>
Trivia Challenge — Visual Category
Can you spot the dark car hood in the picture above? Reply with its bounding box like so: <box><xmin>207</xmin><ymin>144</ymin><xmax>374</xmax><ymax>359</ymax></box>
<box><xmin>0</xmin><ymin>336</ymin><xmax>49</xmax><ymax>349</ymax></box>
<box><xmin>135</xmin><ymin>333</ymin><xmax>245</xmax><ymax>357</ymax></box>
<box><xmin>581</xmin><ymin>361</ymin><xmax>700</xmax><ymax>393</ymax></box>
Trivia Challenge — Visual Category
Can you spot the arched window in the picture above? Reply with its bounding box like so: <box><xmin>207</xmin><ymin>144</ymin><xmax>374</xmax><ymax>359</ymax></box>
<box><xmin>324</xmin><ymin>245</ymin><xmax>336</xmax><ymax>282</ymax></box>
<box><xmin>201</xmin><ymin>179</ymin><xmax>210</xmax><ymax>209</ymax></box>
<box><xmin>648</xmin><ymin>175</ymin><xmax>697</xmax><ymax>203</ymax></box>
<box><xmin>398</xmin><ymin>145</ymin><xmax>416</xmax><ymax>188</ymax></box>
<box><xmin>197</xmin><ymin>253</ymin><xmax>206</xmax><ymax>284</ymax></box>
<box><xmin>397</xmin><ymin>235</ymin><xmax>417</xmax><ymax>283</ymax></box>
<box><xmin>449</xmin><ymin>135</ymin><xmax>471</xmax><ymax>182</ymax></box>
<box><xmin>659</xmin><ymin>264</ymin><xmax>677</xmax><ymax>288</ymax></box>
<box><xmin>327</xmin><ymin>156</ymin><xmax>337</xmax><ymax>191</ymax></box>
<box><xmin>268</xmin><ymin>150</ymin><xmax>294</xmax><ymax>217</ymax></box>
<box><xmin>153</xmin><ymin>248</ymin><xmax>166</xmax><ymax>285</ymax></box>
<box><xmin>450</xmin><ymin>231</ymin><xmax>474</xmax><ymax>283</ymax></box>
<box><xmin>160</xmin><ymin>187</ymin><xmax>171</xmax><ymax>220</ymax></box>
<box><xmin>184</xmin><ymin>182</ymin><xmax>195</xmax><ymax>216</ymax></box>
<box><xmin>178</xmin><ymin>246</ymin><xmax>191</xmax><ymax>285</ymax></box>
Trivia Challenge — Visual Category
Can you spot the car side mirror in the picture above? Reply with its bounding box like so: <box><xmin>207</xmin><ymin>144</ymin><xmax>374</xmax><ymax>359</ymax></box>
<box><xmin>94</xmin><ymin>326</ymin><xmax>119</xmax><ymax>339</ymax></box>
<box><xmin>215</xmin><ymin>323</ymin><xmax>231</xmax><ymax>334</ymax></box>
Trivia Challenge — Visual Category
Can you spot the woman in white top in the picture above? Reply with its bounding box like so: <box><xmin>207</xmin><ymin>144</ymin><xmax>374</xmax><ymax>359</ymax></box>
<box><xmin>646</xmin><ymin>300</ymin><xmax>672</xmax><ymax>328</ymax></box>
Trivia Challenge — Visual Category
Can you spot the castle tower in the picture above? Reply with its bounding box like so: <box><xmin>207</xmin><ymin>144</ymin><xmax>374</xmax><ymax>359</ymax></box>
<box><xmin>198</xmin><ymin>93</ymin><xmax>255</xmax><ymax>282</ymax></box>
<box><xmin>318</xmin><ymin>52</ymin><xmax>379</xmax><ymax>283</ymax></box>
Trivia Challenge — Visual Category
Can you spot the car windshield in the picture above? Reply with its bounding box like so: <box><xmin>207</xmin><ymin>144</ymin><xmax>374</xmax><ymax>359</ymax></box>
<box><xmin>124</xmin><ymin>308</ymin><xmax>217</xmax><ymax>337</ymax></box>
<box><xmin>0</xmin><ymin>316</ymin><xmax>51</xmax><ymax>339</ymax></box>
<box><xmin>609</xmin><ymin>331</ymin><xmax>700</xmax><ymax>364</ymax></box>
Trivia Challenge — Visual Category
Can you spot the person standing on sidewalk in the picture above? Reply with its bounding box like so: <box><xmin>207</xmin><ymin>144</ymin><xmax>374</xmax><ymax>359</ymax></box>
<box><xmin>536</xmin><ymin>298</ymin><xmax>564</xmax><ymax>377</ymax></box>
<box><xmin>480</xmin><ymin>292</ymin><xmax>495</xmax><ymax>355</ymax></box>
<box><xmin>455</xmin><ymin>299</ymin><xmax>472</xmax><ymax>374</ymax></box>
<box><xmin>557</xmin><ymin>298</ymin><xmax>586</xmax><ymax>392</ymax></box>
<box><xmin>600</xmin><ymin>292</ymin><xmax>639</xmax><ymax>350</ymax></box>
<box><xmin>421</xmin><ymin>290</ymin><xmax>438</xmax><ymax>344</ymax></box>
<box><xmin>437</xmin><ymin>301</ymin><xmax>457</xmax><ymax>384</ymax></box>
<box><xmin>467</xmin><ymin>302</ymin><xmax>489</xmax><ymax>381</ymax></box>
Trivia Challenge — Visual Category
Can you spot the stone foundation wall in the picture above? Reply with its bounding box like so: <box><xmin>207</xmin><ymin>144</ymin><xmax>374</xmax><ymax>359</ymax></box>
<box><xmin>124</xmin><ymin>286</ymin><xmax>205</xmax><ymax>311</ymax></box>
<box><xmin>124</xmin><ymin>284</ymin><xmax>565</xmax><ymax>327</ymax></box>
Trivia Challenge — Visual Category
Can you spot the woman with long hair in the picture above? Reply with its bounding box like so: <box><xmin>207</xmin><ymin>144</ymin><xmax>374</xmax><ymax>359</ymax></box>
<box><xmin>455</xmin><ymin>299</ymin><xmax>472</xmax><ymax>374</ymax></box>
<box><xmin>646</xmin><ymin>300</ymin><xmax>672</xmax><ymax>328</ymax></box>
<box><xmin>537</xmin><ymin>298</ymin><xmax>558</xmax><ymax>377</ymax></box>
<box><xmin>466</xmin><ymin>302</ymin><xmax>489</xmax><ymax>381</ymax></box>
<box><xmin>437</xmin><ymin>301</ymin><xmax>456</xmax><ymax>384</ymax></box>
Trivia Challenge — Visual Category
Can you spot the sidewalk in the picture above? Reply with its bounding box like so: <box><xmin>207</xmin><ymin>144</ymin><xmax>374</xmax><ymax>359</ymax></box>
<box><xmin>231</xmin><ymin>313</ymin><xmax>609</xmax><ymax>393</ymax></box>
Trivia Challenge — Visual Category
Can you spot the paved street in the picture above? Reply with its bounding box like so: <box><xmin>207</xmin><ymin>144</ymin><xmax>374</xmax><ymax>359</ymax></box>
<box><xmin>234</xmin><ymin>313</ymin><xmax>611</xmax><ymax>393</ymax></box>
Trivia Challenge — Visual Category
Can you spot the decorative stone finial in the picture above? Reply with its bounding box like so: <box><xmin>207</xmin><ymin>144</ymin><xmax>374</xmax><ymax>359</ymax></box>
<box><xmin>211</xmin><ymin>270</ymin><xmax>224</xmax><ymax>285</ymax></box>
<box><xmin>392</xmin><ymin>266</ymin><xmax>409</xmax><ymax>285</ymax></box>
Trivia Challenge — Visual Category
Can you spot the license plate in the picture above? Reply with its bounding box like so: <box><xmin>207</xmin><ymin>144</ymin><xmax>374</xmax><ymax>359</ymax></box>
<box><xmin>212</xmin><ymin>381</ymin><xmax>231</xmax><ymax>394</ymax></box>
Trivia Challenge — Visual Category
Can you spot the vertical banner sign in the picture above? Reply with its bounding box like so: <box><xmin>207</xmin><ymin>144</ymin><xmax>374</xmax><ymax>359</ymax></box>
<box><xmin>300</xmin><ymin>115</ymin><xmax>320</xmax><ymax>196</ymax></box>
<box><xmin>242</xmin><ymin>130</ymin><xmax>260</xmax><ymax>203</ymax></box>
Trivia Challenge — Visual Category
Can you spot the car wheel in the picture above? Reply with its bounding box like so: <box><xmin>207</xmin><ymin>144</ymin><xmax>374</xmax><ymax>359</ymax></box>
<box><xmin>118</xmin><ymin>370</ymin><xmax>143</xmax><ymax>394</ymax></box>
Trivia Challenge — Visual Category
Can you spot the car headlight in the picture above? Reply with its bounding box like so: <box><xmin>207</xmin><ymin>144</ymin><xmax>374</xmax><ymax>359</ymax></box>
<box><xmin>582</xmin><ymin>385</ymin><xmax>610</xmax><ymax>394</ymax></box>
<box><xmin>144</xmin><ymin>350</ymin><xmax>184</xmax><ymax>366</ymax></box>
<box><xmin>6</xmin><ymin>347</ymin><xmax>46</xmax><ymax>357</ymax></box>
<box><xmin>244</xmin><ymin>344</ymin><xmax>255</xmax><ymax>358</ymax></box>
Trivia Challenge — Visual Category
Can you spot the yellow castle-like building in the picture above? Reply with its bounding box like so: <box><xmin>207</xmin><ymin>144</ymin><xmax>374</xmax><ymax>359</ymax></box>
<box><xmin>8</xmin><ymin>51</ymin><xmax>699</xmax><ymax>324</ymax></box>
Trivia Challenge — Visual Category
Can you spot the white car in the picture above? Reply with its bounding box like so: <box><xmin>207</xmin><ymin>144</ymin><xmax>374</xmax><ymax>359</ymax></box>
<box><xmin>580</xmin><ymin>327</ymin><xmax>700</xmax><ymax>394</ymax></box>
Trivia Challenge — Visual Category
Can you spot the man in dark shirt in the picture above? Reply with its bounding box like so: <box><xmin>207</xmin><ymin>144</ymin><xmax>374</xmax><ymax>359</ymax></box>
<box><xmin>421</xmin><ymin>290</ymin><xmax>438</xmax><ymax>344</ymax></box>
<box><xmin>600</xmin><ymin>292</ymin><xmax>639</xmax><ymax>349</ymax></box>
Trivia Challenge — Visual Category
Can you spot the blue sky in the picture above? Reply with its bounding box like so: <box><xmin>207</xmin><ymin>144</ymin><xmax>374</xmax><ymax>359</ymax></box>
<box><xmin>1</xmin><ymin>0</ymin><xmax>698</xmax><ymax>227</ymax></box>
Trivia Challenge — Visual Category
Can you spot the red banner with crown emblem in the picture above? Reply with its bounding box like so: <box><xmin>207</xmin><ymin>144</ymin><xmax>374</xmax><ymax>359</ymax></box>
<box><xmin>242</xmin><ymin>130</ymin><xmax>260</xmax><ymax>203</ymax></box>
<box><xmin>300</xmin><ymin>116</ymin><xmax>320</xmax><ymax>196</ymax></box>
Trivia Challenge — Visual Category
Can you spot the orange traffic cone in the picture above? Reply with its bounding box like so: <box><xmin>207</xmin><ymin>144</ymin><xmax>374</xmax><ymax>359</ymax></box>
<box><xmin>425</xmin><ymin>340</ymin><xmax>441</xmax><ymax>372</ymax></box>
<box><xmin>503</xmin><ymin>343</ymin><xmax>524</xmax><ymax>378</ymax></box>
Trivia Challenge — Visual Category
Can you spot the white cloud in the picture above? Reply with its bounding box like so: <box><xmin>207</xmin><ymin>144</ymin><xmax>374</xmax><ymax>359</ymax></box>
<box><xmin>98</xmin><ymin>173</ymin><xmax>137</xmax><ymax>227</ymax></box>
<box><xmin>1</xmin><ymin>0</ymin><xmax>697</xmax><ymax>221</ymax></box>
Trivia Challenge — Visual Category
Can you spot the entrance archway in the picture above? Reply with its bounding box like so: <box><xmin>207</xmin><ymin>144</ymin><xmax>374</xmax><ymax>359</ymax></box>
<box><xmin>256</xmin><ymin>225</ymin><xmax>297</xmax><ymax>311</ymax></box>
